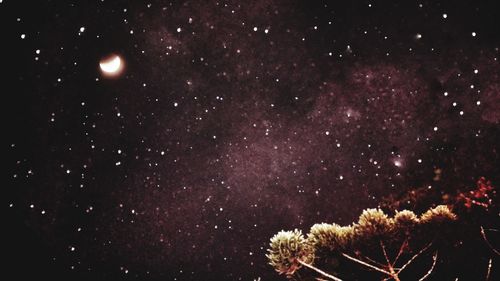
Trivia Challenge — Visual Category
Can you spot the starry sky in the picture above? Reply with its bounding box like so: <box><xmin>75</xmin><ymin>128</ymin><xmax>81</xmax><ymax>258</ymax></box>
<box><xmin>4</xmin><ymin>0</ymin><xmax>500</xmax><ymax>280</ymax></box>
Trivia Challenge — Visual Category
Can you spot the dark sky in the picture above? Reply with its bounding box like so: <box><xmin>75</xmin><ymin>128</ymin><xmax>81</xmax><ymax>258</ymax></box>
<box><xmin>3</xmin><ymin>0</ymin><xmax>499</xmax><ymax>280</ymax></box>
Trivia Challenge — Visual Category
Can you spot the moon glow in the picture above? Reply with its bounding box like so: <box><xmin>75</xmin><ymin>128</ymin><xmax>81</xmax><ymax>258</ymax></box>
<box><xmin>99</xmin><ymin>55</ymin><xmax>124</xmax><ymax>77</ymax></box>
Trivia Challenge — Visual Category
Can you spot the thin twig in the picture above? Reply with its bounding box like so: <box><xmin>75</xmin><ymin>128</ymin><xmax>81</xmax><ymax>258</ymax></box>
<box><xmin>418</xmin><ymin>251</ymin><xmax>438</xmax><ymax>281</ymax></box>
<box><xmin>481</xmin><ymin>226</ymin><xmax>500</xmax><ymax>256</ymax></box>
<box><xmin>363</xmin><ymin>255</ymin><xmax>387</xmax><ymax>268</ymax></box>
<box><xmin>380</xmin><ymin>240</ymin><xmax>399</xmax><ymax>279</ymax></box>
<box><xmin>297</xmin><ymin>260</ymin><xmax>343</xmax><ymax>281</ymax></box>
<box><xmin>485</xmin><ymin>258</ymin><xmax>492</xmax><ymax>281</ymax></box>
<box><xmin>342</xmin><ymin>253</ymin><xmax>392</xmax><ymax>275</ymax></box>
<box><xmin>380</xmin><ymin>240</ymin><xmax>392</xmax><ymax>265</ymax></box>
<box><xmin>392</xmin><ymin>239</ymin><xmax>408</xmax><ymax>267</ymax></box>
<box><xmin>398</xmin><ymin>242</ymin><xmax>433</xmax><ymax>274</ymax></box>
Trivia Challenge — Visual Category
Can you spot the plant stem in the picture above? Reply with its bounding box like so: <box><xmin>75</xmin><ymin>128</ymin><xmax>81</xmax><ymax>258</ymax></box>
<box><xmin>418</xmin><ymin>251</ymin><xmax>438</xmax><ymax>281</ymax></box>
<box><xmin>481</xmin><ymin>226</ymin><xmax>500</xmax><ymax>256</ymax></box>
<box><xmin>341</xmin><ymin>253</ymin><xmax>392</xmax><ymax>275</ymax></box>
<box><xmin>297</xmin><ymin>260</ymin><xmax>343</xmax><ymax>281</ymax></box>
<box><xmin>398</xmin><ymin>242</ymin><xmax>432</xmax><ymax>274</ymax></box>
<box><xmin>485</xmin><ymin>258</ymin><xmax>492</xmax><ymax>281</ymax></box>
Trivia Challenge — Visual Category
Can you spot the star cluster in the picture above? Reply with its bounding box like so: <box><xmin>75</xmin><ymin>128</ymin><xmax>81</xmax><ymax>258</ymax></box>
<box><xmin>4</xmin><ymin>1</ymin><xmax>499</xmax><ymax>280</ymax></box>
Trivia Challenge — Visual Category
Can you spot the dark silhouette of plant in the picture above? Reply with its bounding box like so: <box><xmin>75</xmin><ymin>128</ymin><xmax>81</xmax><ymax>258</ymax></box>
<box><xmin>267</xmin><ymin>206</ymin><xmax>456</xmax><ymax>280</ymax></box>
<box><xmin>267</xmin><ymin>177</ymin><xmax>498</xmax><ymax>280</ymax></box>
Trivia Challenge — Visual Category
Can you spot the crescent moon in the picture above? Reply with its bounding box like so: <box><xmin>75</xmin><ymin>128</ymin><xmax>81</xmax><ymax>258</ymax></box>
<box><xmin>99</xmin><ymin>55</ymin><xmax>123</xmax><ymax>76</ymax></box>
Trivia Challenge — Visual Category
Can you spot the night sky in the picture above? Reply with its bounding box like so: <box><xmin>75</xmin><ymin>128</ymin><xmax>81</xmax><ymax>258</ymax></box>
<box><xmin>4</xmin><ymin>0</ymin><xmax>500</xmax><ymax>280</ymax></box>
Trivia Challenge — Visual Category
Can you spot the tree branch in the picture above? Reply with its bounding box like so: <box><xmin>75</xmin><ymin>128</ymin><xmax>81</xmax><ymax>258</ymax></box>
<box><xmin>380</xmin><ymin>240</ymin><xmax>399</xmax><ymax>278</ymax></box>
<box><xmin>341</xmin><ymin>253</ymin><xmax>392</xmax><ymax>275</ymax></box>
<box><xmin>363</xmin><ymin>255</ymin><xmax>387</xmax><ymax>269</ymax></box>
<box><xmin>380</xmin><ymin>240</ymin><xmax>392</xmax><ymax>266</ymax></box>
<box><xmin>397</xmin><ymin>242</ymin><xmax>432</xmax><ymax>274</ymax></box>
<box><xmin>418</xmin><ymin>251</ymin><xmax>438</xmax><ymax>281</ymax></box>
<box><xmin>485</xmin><ymin>258</ymin><xmax>492</xmax><ymax>281</ymax></box>
<box><xmin>481</xmin><ymin>226</ymin><xmax>500</xmax><ymax>256</ymax></box>
<box><xmin>297</xmin><ymin>260</ymin><xmax>343</xmax><ymax>281</ymax></box>
<box><xmin>392</xmin><ymin>239</ymin><xmax>408</xmax><ymax>267</ymax></box>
